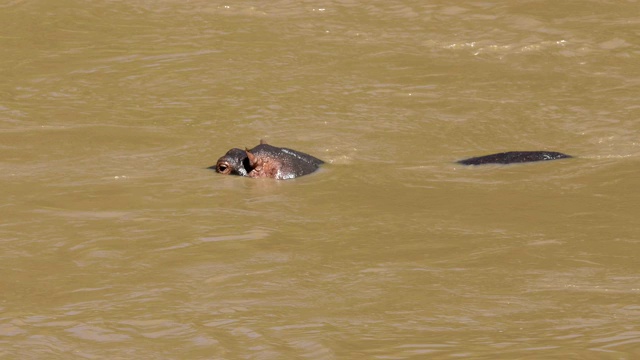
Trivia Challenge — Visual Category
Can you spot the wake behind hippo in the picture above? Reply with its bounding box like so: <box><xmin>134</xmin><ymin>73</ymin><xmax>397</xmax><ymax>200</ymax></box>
<box><xmin>211</xmin><ymin>140</ymin><xmax>324</xmax><ymax>180</ymax></box>
<box><xmin>458</xmin><ymin>151</ymin><xmax>571</xmax><ymax>165</ymax></box>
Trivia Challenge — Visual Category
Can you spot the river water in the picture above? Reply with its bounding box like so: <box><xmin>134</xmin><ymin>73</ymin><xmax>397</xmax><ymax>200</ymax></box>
<box><xmin>2</xmin><ymin>1</ymin><xmax>639</xmax><ymax>358</ymax></box>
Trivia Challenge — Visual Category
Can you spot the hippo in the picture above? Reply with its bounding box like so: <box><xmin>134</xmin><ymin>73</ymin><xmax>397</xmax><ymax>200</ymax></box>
<box><xmin>457</xmin><ymin>151</ymin><xmax>571</xmax><ymax>165</ymax></box>
<box><xmin>211</xmin><ymin>140</ymin><xmax>324</xmax><ymax>180</ymax></box>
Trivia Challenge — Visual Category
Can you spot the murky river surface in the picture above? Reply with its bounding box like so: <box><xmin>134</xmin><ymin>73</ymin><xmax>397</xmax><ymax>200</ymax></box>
<box><xmin>2</xmin><ymin>1</ymin><xmax>640</xmax><ymax>358</ymax></box>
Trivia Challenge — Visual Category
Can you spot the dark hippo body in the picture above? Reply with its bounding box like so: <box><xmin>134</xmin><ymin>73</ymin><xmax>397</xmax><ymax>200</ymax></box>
<box><xmin>211</xmin><ymin>140</ymin><xmax>324</xmax><ymax>180</ymax></box>
<box><xmin>458</xmin><ymin>151</ymin><xmax>571</xmax><ymax>165</ymax></box>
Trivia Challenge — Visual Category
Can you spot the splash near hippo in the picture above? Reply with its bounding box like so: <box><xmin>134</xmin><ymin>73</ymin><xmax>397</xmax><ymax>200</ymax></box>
<box><xmin>457</xmin><ymin>151</ymin><xmax>572</xmax><ymax>165</ymax></box>
<box><xmin>211</xmin><ymin>140</ymin><xmax>324</xmax><ymax>180</ymax></box>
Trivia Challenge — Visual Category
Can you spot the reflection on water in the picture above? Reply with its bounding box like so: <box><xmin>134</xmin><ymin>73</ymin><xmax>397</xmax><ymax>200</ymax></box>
<box><xmin>1</xmin><ymin>0</ymin><xmax>639</xmax><ymax>358</ymax></box>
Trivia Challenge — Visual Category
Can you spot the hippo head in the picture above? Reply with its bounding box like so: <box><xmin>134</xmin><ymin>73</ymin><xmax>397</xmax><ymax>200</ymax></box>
<box><xmin>211</xmin><ymin>140</ymin><xmax>324</xmax><ymax>179</ymax></box>
<box><xmin>212</xmin><ymin>148</ymin><xmax>251</xmax><ymax>176</ymax></box>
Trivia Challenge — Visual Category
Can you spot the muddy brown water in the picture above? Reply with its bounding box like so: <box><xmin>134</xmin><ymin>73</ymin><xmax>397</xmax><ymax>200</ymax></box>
<box><xmin>1</xmin><ymin>1</ymin><xmax>639</xmax><ymax>358</ymax></box>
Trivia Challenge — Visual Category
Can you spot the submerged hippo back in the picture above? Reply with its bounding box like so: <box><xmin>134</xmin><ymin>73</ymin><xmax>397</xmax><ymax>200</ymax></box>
<box><xmin>457</xmin><ymin>151</ymin><xmax>572</xmax><ymax>165</ymax></box>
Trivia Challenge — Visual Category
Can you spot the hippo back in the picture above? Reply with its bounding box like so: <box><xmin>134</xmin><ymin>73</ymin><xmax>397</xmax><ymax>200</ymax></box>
<box><xmin>249</xmin><ymin>144</ymin><xmax>324</xmax><ymax>179</ymax></box>
<box><xmin>457</xmin><ymin>151</ymin><xmax>571</xmax><ymax>165</ymax></box>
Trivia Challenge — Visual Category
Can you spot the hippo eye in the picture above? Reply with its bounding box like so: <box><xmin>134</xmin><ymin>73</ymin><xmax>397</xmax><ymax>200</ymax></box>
<box><xmin>217</xmin><ymin>164</ymin><xmax>229</xmax><ymax>173</ymax></box>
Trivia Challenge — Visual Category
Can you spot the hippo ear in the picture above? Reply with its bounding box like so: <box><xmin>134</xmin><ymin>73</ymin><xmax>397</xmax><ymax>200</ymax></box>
<box><xmin>245</xmin><ymin>148</ymin><xmax>262</xmax><ymax>168</ymax></box>
<box><xmin>259</xmin><ymin>139</ymin><xmax>267</xmax><ymax>145</ymax></box>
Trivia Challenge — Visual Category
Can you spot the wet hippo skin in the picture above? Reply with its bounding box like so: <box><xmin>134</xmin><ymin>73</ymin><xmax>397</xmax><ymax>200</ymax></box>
<box><xmin>457</xmin><ymin>151</ymin><xmax>572</xmax><ymax>165</ymax></box>
<box><xmin>211</xmin><ymin>140</ymin><xmax>324</xmax><ymax>180</ymax></box>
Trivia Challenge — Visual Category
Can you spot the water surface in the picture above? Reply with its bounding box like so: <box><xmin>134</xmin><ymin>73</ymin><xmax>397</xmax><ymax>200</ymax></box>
<box><xmin>1</xmin><ymin>1</ymin><xmax>639</xmax><ymax>358</ymax></box>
